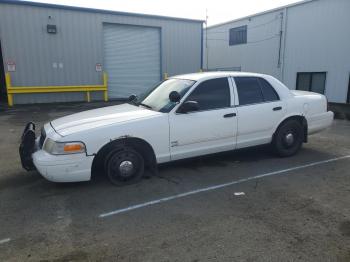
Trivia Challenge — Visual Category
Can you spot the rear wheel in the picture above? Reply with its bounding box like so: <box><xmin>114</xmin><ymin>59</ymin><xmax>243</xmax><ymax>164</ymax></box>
<box><xmin>104</xmin><ymin>146</ymin><xmax>144</xmax><ymax>186</ymax></box>
<box><xmin>272</xmin><ymin>120</ymin><xmax>304</xmax><ymax>157</ymax></box>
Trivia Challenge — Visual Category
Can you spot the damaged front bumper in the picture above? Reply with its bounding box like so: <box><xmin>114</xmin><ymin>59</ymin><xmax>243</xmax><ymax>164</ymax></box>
<box><xmin>19</xmin><ymin>122</ymin><xmax>37</xmax><ymax>171</ymax></box>
<box><xmin>19</xmin><ymin>122</ymin><xmax>93</xmax><ymax>182</ymax></box>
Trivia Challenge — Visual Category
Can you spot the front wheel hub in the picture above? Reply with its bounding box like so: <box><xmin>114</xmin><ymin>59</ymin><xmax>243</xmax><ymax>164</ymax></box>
<box><xmin>119</xmin><ymin>160</ymin><xmax>134</xmax><ymax>177</ymax></box>
<box><xmin>284</xmin><ymin>132</ymin><xmax>294</xmax><ymax>146</ymax></box>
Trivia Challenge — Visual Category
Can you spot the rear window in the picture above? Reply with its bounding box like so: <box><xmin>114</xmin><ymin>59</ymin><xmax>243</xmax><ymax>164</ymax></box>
<box><xmin>234</xmin><ymin>77</ymin><xmax>264</xmax><ymax>105</ymax></box>
<box><xmin>258</xmin><ymin>78</ymin><xmax>279</xmax><ymax>102</ymax></box>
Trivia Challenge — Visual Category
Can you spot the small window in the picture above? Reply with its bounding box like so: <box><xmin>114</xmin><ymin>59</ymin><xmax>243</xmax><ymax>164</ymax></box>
<box><xmin>185</xmin><ymin>78</ymin><xmax>230</xmax><ymax>111</ymax></box>
<box><xmin>235</xmin><ymin>77</ymin><xmax>264</xmax><ymax>105</ymax></box>
<box><xmin>229</xmin><ymin>25</ymin><xmax>247</xmax><ymax>46</ymax></box>
<box><xmin>296</xmin><ymin>72</ymin><xmax>326</xmax><ymax>94</ymax></box>
<box><xmin>258</xmin><ymin>78</ymin><xmax>279</xmax><ymax>101</ymax></box>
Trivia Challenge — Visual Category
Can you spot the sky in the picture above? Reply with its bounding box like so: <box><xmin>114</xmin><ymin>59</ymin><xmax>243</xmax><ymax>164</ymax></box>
<box><xmin>25</xmin><ymin>0</ymin><xmax>304</xmax><ymax>26</ymax></box>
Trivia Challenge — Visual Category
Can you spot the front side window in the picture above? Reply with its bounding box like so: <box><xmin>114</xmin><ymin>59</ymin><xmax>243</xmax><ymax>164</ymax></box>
<box><xmin>139</xmin><ymin>78</ymin><xmax>195</xmax><ymax>113</ymax></box>
<box><xmin>296</xmin><ymin>72</ymin><xmax>326</xmax><ymax>94</ymax></box>
<box><xmin>184</xmin><ymin>78</ymin><xmax>231</xmax><ymax>111</ymax></box>
<box><xmin>235</xmin><ymin>77</ymin><xmax>264</xmax><ymax>105</ymax></box>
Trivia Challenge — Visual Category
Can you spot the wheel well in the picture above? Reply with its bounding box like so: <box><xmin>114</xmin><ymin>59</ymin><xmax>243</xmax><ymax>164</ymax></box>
<box><xmin>91</xmin><ymin>137</ymin><xmax>157</xmax><ymax>180</ymax></box>
<box><xmin>274</xmin><ymin>115</ymin><xmax>308</xmax><ymax>143</ymax></box>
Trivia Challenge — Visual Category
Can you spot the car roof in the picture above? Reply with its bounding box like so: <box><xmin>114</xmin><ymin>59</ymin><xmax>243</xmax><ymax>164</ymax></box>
<box><xmin>170</xmin><ymin>71</ymin><xmax>267</xmax><ymax>81</ymax></box>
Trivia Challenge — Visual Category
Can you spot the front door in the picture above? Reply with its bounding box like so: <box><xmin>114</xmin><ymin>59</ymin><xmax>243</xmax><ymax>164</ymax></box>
<box><xmin>169</xmin><ymin>77</ymin><xmax>237</xmax><ymax>160</ymax></box>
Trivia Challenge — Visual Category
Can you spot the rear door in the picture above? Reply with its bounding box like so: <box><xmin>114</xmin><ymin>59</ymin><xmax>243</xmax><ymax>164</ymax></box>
<box><xmin>169</xmin><ymin>77</ymin><xmax>237</xmax><ymax>160</ymax></box>
<box><xmin>232</xmin><ymin>76</ymin><xmax>285</xmax><ymax>148</ymax></box>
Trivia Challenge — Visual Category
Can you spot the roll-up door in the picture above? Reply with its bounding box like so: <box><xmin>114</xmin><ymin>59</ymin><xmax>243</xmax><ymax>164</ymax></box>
<box><xmin>103</xmin><ymin>24</ymin><xmax>161</xmax><ymax>98</ymax></box>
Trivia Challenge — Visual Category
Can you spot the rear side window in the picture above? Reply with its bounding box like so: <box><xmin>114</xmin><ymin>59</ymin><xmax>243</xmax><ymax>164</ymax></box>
<box><xmin>234</xmin><ymin>77</ymin><xmax>264</xmax><ymax>105</ymax></box>
<box><xmin>258</xmin><ymin>78</ymin><xmax>279</xmax><ymax>102</ymax></box>
<box><xmin>185</xmin><ymin>78</ymin><xmax>230</xmax><ymax>111</ymax></box>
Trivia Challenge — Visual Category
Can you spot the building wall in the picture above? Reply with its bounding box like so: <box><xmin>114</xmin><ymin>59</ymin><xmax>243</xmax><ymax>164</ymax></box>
<box><xmin>283</xmin><ymin>0</ymin><xmax>350</xmax><ymax>103</ymax></box>
<box><xmin>0</xmin><ymin>3</ymin><xmax>202</xmax><ymax>104</ymax></box>
<box><xmin>204</xmin><ymin>0</ymin><xmax>350</xmax><ymax>103</ymax></box>
<box><xmin>204</xmin><ymin>9</ymin><xmax>283</xmax><ymax>78</ymax></box>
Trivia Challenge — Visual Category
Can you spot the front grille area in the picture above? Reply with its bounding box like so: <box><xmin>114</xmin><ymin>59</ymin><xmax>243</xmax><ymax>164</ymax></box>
<box><xmin>39</xmin><ymin>127</ymin><xmax>46</xmax><ymax>149</ymax></box>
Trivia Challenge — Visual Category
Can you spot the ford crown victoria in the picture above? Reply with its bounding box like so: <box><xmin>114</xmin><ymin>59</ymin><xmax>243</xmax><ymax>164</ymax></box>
<box><xmin>19</xmin><ymin>72</ymin><xmax>334</xmax><ymax>185</ymax></box>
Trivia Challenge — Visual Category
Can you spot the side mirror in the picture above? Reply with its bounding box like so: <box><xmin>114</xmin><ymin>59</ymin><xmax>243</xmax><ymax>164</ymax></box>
<box><xmin>178</xmin><ymin>101</ymin><xmax>200</xmax><ymax>114</ymax></box>
<box><xmin>169</xmin><ymin>91</ymin><xmax>181</xmax><ymax>103</ymax></box>
<box><xmin>128</xmin><ymin>94</ymin><xmax>137</xmax><ymax>102</ymax></box>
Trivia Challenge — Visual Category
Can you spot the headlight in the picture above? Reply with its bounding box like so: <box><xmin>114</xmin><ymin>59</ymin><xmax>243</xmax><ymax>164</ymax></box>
<box><xmin>43</xmin><ymin>138</ymin><xmax>86</xmax><ymax>155</ymax></box>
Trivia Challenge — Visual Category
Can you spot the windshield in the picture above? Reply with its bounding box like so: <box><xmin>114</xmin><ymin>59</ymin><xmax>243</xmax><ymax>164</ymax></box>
<box><xmin>135</xmin><ymin>78</ymin><xmax>195</xmax><ymax>113</ymax></box>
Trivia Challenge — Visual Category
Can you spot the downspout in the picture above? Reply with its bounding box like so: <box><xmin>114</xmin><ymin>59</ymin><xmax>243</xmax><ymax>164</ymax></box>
<box><xmin>277</xmin><ymin>12</ymin><xmax>284</xmax><ymax>69</ymax></box>
<box><xmin>200</xmin><ymin>23</ymin><xmax>203</xmax><ymax>70</ymax></box>
<box><xmin>281</xmin><ymin>7</ymin><xmax>288</xmax><ymax>82</ymax></box>
<box><xmin>205</xmin><ymin>9</ymin><xmax>209</xmax><ymax>70</ymax></box>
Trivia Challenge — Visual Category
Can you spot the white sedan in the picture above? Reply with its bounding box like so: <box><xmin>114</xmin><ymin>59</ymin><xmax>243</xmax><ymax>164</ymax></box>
<box><xmin>19</xmin><ymin>72</ymin><xmax>334</xmax><ymax>185</ymax></box>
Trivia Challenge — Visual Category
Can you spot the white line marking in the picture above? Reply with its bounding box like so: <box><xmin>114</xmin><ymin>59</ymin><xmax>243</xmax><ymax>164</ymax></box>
<box><xmin>99</xmin><ymin>155</ymin><xmax>350</xmax><ymax>218</ymax></box>
<box><xmin>0</xmin><ymin>238</ymin><xmax>11</xmax><ymax>245</ymax></box>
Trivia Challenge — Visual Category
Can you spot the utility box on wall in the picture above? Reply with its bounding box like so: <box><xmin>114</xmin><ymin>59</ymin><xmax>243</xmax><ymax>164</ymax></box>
<box><xmin>46</xmin><ymin>24</ymin><xmax>57</xmax><ymax>34</ymax></box>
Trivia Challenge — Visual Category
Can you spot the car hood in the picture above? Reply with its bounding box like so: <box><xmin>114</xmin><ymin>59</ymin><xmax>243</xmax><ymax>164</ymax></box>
<box><xmin>51</xmin><ymin>103</ymin><xmax>161</xmax><ymax>136</ymax></box>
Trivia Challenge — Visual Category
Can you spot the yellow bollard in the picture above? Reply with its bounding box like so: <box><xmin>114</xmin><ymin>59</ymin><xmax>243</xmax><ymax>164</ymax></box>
<box><xmin>5</xmin><ymin>73</ymin><xmax>13</xmax><ymax>107</ymax></box>
<box><xmin>86</xmin><ymin>91</ymin><xmax>91</xmax><ymax>102</ymax></box>
<box><xmin>103</xmin><ymin>72</ymin><xmax>108</xmax><ymax>101</ymax></box>
<box><xmin>164</xmin><ymin>72</ymin><xmax>168</xmax><ymax>80</ymax></box>
<box><xmin>104</xmin><ymin>91</ymin><xmax>108</xmax><ymax>102</ymax></box>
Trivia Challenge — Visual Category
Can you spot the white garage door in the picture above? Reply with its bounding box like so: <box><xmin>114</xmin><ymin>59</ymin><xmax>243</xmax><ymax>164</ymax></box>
<box><xmin>103</xmin><ymin>24</ymin><xmax>161</xmax><ymax>99</ymax></box>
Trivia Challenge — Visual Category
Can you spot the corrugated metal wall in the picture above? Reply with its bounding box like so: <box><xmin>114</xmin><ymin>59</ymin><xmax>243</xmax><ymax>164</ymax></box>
<box><xmin>283</xmin><ymin>0</ymin><xmax>350</xmax><ymax>103</ymax></box>
<box><xmin>204</xmin><ymin>10</ymin><xmax>282</xmax><ymax>78</ymax></box>
<box><xmin>204</xmin><ymin>0</ymin><xmax>350</xmax><ymax>103</ymax></box>
<box><xmin>0</xmin><ymin>3</ymin><xmax>202</xmax><ymax>104</ymax></box>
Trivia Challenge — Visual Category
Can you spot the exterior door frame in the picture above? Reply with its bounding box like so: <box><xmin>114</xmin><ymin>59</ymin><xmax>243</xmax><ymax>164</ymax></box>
<box><xmin>0</xmin><ymin>39</ymin><xmax>6</xmax><ymax>101</ymax></box>
<box><xmin>347</xmin><ymin>73</ymin><xmax>350</xmax><ymax>104</ymax></box>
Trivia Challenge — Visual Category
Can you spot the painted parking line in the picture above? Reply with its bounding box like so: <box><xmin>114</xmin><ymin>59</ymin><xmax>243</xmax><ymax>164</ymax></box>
<box><xmin>0</xmin><ymin>238</ymin><xmax>11</xmax><ymax>245</ymax></box>
<box><xmin>99</xmin><ymin>155</ymin><xmax>350</xmax><ymax>218</ymax></box>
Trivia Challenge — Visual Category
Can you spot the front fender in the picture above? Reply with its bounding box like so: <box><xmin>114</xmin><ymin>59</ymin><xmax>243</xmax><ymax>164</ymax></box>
<box><xmin>62</xmin><ymin>115</ymin><xmax>171</xmax><ymax>164</ymax></box>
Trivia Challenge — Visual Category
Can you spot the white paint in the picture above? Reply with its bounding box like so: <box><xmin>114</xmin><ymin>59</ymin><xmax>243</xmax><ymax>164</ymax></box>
<box><xmin>99</xmin><ymin>155</ymin><xmax>350</xmax><ymax>218</ymax></box>
<box><xmin>33</xmin><ymin>72</ymin><xmax>333</xmax><ymax>183</ymax></box>
<box><xmin>234</xmin><ymin>192</ymin><xmax>246</xmax><ymax>196</ymax></box>
<box><xmin>0</xmin><ymin>238</ymin><xmax>11</xmax><ymax>245</ymax></box>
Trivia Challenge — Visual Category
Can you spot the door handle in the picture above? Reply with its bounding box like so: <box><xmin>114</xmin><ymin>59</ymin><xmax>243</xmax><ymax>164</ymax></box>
<box><xmin>223</xmin><ymin>113</ymin><xmax>236</xmax><ymax>118</ymax></box>
<box><xmin>273</xmin><ymin>106</ymin><xmax>282</xmax><ymax>111</ymax></box>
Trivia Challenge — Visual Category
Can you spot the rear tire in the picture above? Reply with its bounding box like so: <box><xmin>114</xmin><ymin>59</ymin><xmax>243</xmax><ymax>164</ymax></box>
<box><xmin>104</xmin><ymin>146</ymin><xmax>144</xmax><ymax>186</ymax></box>
<box><xmin>272</xmin><ymin>120</ymin><xmax>304</xmax><ymax>157</ymax></box>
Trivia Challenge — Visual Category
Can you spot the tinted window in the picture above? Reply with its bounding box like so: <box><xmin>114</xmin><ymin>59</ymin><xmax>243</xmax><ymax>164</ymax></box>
<box><xmin>229</xmin><ymin>25</ymin><xmax>247</xmax><ymax>46</ymax></box>
<box><xmin>258</xmin><ymin>78</ymin><xmax>279</xmax><ymax>101</ymax></box>
<box><xmin>235</xmin><ymin>77</ymin><xmax>264</xmax><ymax>105</ymax></box>
<box><xmin>185</xmin><ymin>78</ymin><xmax>230</xmax><ymax>111</ymax></box>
